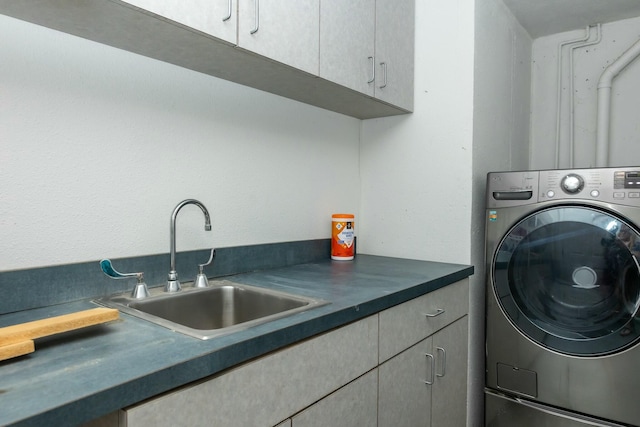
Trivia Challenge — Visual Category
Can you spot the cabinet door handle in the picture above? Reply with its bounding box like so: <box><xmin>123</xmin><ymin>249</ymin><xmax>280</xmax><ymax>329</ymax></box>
<box><xmin>250</xmin><ymin>0</ymin><xmax>260</xmax><ymax>34</ymax></box>
<box><xmin>424</xmin><ymin>308</ymin><xmax>444</xmax><ymax>318</ymax></box>
<box><xmin>423</xmin><ymin>353</ymin><xmax>435</xmax><ymax>385</ymax></box>
<box><xmin>223</xmin><ymin>0</ymin><xmax>232</xmax><ymax>21</ymax></box>
<box><xmin>379</xmin><ymin>62</ymin><xmax>388</xmax><ymax>88</ymax></box>
<box><xmin>436</xmin><ymin>347</ymin><xmax>446</xmax><ymax>378</ymax></box>
<box><xmin>367</xmin><ymin>56</ymin><xmax>375</xmax><ymax>83</ymax></box>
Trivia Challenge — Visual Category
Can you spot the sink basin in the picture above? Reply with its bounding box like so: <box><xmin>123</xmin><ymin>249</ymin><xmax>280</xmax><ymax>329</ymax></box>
<box><xmin>95</xmin><ymin>280</ymin><xmax>328</xmax><ymax>340</ymax></box>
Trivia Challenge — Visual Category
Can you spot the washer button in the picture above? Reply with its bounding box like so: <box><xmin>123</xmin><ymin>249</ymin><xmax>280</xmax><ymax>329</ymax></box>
<box><xmin>614</xmin><ymin>192</ymin><xmax>626</xmax><ymax>198</ymax></box>
<box><xmin>546</xmin><ymin>190</ymin><xmax>555</xmax><ymax>198</ymax></box>
<box><xmin>629</xmin><ymin>192</ymin><xmax>640</xmax><ymax>198</ymax></box>
<box><xmin>590</xmin><ymin>190</ymin><xmax>600</xmax><ymax>198</ymax></box>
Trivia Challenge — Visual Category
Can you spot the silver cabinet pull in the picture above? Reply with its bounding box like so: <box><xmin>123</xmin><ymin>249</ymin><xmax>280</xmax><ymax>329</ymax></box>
<box><xmin>436</xmin><ymin>347</ymin><xmax>446</xmax><ymax>377</ymax></box>
<box><xmin>250</xmin><ymin>0</ymin><xmax>259</xmax><ymax>34</ymax></box>
<box><xmin>367</xmin><ymin>56</ymin><xmax>375</xmax><ymax>83</ymax></box>
<box><xmin>424</xmin><ymin>308</ymin><xmax>445</xmax><ymax>317</ymax></box>
<box><xmin>423</xmin><ymin>353</ymin><xmax>435</xmax><ymax>385</ymax></box>
<box><xmin>379</xmin><ymin>62</ymin><xmax>387</xmax><ymax>88</ymax></box>
<box><xmin>223</xmin><ymin>0</ymin><xmax>232</xmax><ymax>21</ymax></box>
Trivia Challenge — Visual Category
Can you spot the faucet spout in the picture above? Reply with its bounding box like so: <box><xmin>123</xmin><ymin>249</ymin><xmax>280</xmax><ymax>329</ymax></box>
<box><xmin>167</xmin><ymin>199</ymin><xmax>212</xmax><ymax>292</ymax></box>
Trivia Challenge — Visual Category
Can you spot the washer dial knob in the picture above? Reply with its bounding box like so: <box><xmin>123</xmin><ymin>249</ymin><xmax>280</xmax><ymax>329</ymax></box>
<box><xmin>561</xmin><ymin>174</ymin><xmax>584</xmax><ymax>194</ymax></box>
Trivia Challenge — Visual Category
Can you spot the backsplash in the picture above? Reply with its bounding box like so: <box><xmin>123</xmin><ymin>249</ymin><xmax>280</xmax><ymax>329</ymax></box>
<box><xmin>0</xmin><ymin>239</ymin><xmax>331</xmax><ymax>315</ymax></box>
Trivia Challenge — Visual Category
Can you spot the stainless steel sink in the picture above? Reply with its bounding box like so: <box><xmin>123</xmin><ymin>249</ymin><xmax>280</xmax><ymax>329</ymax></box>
<box><xmin>95</xmin><ymin>280</ymin><xmax>328</xmax><ymax>339</ymax></box>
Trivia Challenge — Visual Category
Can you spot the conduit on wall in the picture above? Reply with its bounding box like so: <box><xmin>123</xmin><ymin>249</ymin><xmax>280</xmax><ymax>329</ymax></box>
<box><xmin>596</xmin><ymin>36</ymin><xmax>640</xmax><ymax>167</ymax></box>
<box><xmin>554</xmin><ymin>25</ymin><xmax>602</xmax><ymax>169</ymax></box>
<box><xmin>568</xmin><ymin>24</ymin><xmax>601</xmax><ymax>168</ymax></box>
<box><xmin>555</xmin><ymin>26</ymin><xmax>591</xmax><ymax>169</ymax></box>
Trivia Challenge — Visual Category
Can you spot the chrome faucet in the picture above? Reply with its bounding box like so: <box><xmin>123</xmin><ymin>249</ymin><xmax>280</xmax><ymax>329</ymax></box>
<box><xmin>167</xmin><ymin>199</ymin><xmax>212</xmax><ymax>292</ymax></box>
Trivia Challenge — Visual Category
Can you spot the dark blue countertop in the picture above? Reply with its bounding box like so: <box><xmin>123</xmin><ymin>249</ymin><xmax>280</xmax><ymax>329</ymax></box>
<box><xmin>0</xmin><ymin>255</ymin><xmax>473</xmax><ymax>426</ymax></box>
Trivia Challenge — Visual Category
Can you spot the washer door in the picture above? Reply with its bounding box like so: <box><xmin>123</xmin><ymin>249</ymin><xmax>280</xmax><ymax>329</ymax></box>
<box><xmin>493</xmin><ymin>205</ymin><xmax>640</xmax><ymax>356</ymax></box>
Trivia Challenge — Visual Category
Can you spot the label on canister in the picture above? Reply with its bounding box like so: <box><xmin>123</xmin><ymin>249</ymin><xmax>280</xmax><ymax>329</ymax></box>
<box><xmin>331</xmin><ymin>214</ymin><xmax>355</xmax><ymax>260</ymax></box>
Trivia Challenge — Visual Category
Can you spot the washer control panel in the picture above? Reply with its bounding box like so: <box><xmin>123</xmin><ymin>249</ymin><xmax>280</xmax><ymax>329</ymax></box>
<box><xmin>487</xmin><ymin>167</ymin><xmax>640</xmax><ymax>208</ymax></box>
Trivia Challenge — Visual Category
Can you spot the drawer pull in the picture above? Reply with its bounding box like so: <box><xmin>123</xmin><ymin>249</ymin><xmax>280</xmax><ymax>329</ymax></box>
<box><xmin>424</xmin><ymin>308</ymin><xmax>445</xmax><ymax>318</ymax></box>
<box><xmin>423</xmin><ymin>353</ymin><xmax>435</xmax><ymax>385</ymax></box>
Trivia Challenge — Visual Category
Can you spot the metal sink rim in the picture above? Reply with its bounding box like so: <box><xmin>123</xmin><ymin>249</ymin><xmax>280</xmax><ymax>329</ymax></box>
<box><xmin>94</xmin><ymin>279</ymin><xmax>329</xmax><ymax>340</ymax></box>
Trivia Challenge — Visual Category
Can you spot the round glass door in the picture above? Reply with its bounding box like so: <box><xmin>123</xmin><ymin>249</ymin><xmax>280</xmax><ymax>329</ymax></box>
<box><xmin>493</xmin><ymin>205</ymin><xmax>640</xmax><ymax>356</ymax></box>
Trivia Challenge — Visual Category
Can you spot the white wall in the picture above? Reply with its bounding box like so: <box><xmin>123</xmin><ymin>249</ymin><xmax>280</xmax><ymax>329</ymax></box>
<box><xmin>359</xmin><ymin>0</ymin><xmax>475</xmax><ymax>264</ymax></box>
<box><xmin>0</xmin><ymin>15</ymin><xmax>361</xmax><ymax>271</ymax></box>
<box><xmin>361</xmin><ymin>0</ymin><xmax>482</xmax><ymax>425</ymax></box>
<box><xmin>472</xmin><ymin>1</ymin><xmax>532</xmax><ymax>425</ymax></box>
<box><xmin>530</xmin><ymin>16</ymin><xmax>640</xmax><ymax>169</ymax></box>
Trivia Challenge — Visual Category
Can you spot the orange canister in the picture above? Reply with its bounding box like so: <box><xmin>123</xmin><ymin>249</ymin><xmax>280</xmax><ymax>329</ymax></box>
<box><xmin>331</xmin><ymin>214</ymin><xmax>355</xmax><ymax>260</ymax></box>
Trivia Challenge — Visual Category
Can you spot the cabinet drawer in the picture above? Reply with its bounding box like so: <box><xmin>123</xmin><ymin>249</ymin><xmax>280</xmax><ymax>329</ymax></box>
<box><xmin>378</xmin><ymin>279</ymin><xmax>468</xmax><ymax>363</ymax></box>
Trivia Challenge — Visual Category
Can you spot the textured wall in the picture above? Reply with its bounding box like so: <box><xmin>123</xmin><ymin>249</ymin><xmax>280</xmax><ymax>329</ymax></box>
<box><xmin>359</xmin><ymin>0</ymin><xmax>475</xmax><ymax>264</ymax></box>
<box><xmin>530</xmin><ymin>16</ymin><xmax>640</xmax><ymax>169</ymax></box>
<box><xmin>0</xmin><ymin>15</ymin><xmax>360</xmax><ymax>271</ymax></box>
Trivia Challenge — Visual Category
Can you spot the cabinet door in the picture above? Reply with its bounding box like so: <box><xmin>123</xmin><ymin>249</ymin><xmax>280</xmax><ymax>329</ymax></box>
<box><xmin>238</xmin><ymin>0</ymin><xmax>319</xmax><ymax>75</ymax></box>
<box><xmin>292</xmin><ymin>370</ymin><xmax>378</xmax><ymax>427</ymax></box>
<box><xmin>374</xmin><ymin>0</ymin><xmax>415</xmax><ymax>110</ymax></box>
<box><xmin>319</xmin><ymin>0</ymin><xmax>375</xmax><ymax>96</ymax></box>
<box><xmin>431</xmin><ymin>316</ymin><xmax>468</xmax><ymax>427</ymax></box>
<box><xmin>379</xmin><ymin>316</ymin><xmax>469</xmax><ymax>427</ymax></box>
<box><xmin>378</xmin><ymin>337</ymin><xmax>433</xmax><ymax>427</ymax></box>
<box><xmin>122</xmin><ymin>0</ymin><xmax>237</xmax><ymax>44</ymax></box>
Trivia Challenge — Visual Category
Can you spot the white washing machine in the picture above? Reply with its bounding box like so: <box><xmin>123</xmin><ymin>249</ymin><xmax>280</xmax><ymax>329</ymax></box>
<box><xmin>485</xmin><ymin>167</ymin><xmax>640</xmax><ymax>427</ymax></box>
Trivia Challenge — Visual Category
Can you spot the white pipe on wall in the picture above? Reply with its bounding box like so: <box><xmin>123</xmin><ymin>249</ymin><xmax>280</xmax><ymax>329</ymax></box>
<box><xmin>596</xmin><ymin>37</ymin><xmax>640</xmax><ymax>167</ymax></box>
<box><xmin>569</xmin><ymin>24</ymin><xmax>601</xmax><ymax>168</ymax></box>
<box><xmin>555</xmin><ymin>27</ymin><xmax>591</xmax><ymax>169</ymax></box>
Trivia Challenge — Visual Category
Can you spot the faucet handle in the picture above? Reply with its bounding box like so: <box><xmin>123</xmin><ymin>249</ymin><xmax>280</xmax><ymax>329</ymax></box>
<box><xmin>199</xmin><ymin>249</ymin><xmax>216</xmax><ymax>269</ymax></box>
<box><xmin>100</xmin><ymin>259</ymin><xmax>150</xmax><ymax>299</ymax></box>
<box><xmin>194</xmin><ymin>249</ymin><xmax>215</xmax><ymax>288</ymax></box>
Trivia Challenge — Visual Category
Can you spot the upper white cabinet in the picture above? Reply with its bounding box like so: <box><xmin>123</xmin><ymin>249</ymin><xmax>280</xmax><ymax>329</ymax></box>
<box><xmin>0</xmin><ymin>0</ymin><xmax>413</xmax><ymax>118</ymax></box>
<box><xmin>123</xmin><ymin>0</ymin><xmax>237</xmax><ymax>44</ymax></box>
<box><xmin>238</xmin><ymin>0</ymin><xmax>320</xmax><ymax>75</ymax></box>
<box><xmin>320</xmin><ymin>0</ymin><xmax>414</xmax><ymax>111</ymax></box>
<box><xmin>374</xmin><ymin>0</ymin><xmax>415</xmax><ymax>111</ymax></box>
<box><xmin>320</xmin><ymin>0</ymin><xmax>376</xmax><ymax>96</ymax></box>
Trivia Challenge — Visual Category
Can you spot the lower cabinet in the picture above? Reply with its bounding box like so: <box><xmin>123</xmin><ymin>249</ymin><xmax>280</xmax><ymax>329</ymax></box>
<box><xmin>290</xmin><ymin>369</ymin><xmax>378</xmax><ymax>427</ymax></box>
<box><xmin>379</xmin><ymin>316</ymin><xmax>469</xmax><ymax>427</ymax></box>
<box><xmin>86</xmin><ymin>281</ymin><xmax>469</xmax><ymax>427</ymax></box>
<box><xmin>121</xmin><ymin>315</ymin><xmax>378</xmax><ymax>427</ymax></box>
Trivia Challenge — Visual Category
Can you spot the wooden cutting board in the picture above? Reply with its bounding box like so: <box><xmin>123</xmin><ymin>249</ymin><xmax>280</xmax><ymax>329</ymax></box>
<box><xmin>0</xmin><ymin>307</ymin><xmax>119</xmax><ymax>361</ymax></box>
